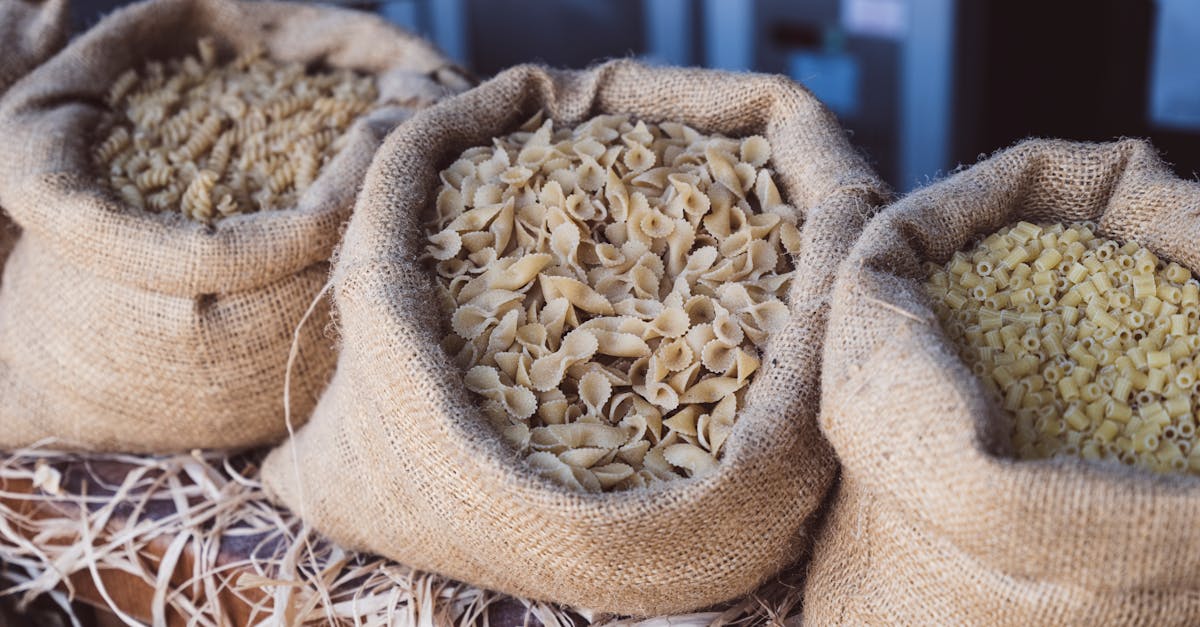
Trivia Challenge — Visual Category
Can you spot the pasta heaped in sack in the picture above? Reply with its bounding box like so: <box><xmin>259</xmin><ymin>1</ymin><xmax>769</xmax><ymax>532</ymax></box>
<box><xmin>263</xmin><ymin>61</ymin><xmax>884</xmax><ymax>615</ymax></box>
<box><xmin>426</xmin><ymin>112</ymin><xmax>800</xmax><ymax>491</ymax></box>
<box><xmin>808</xmin><ymin>139</ymin><xmax>1200</xmax><ymax>625</ymax></box>
<box><xmin>0</xmin><ymin>0</ymin><xmax>464</xmax><ymax>452</ymax></box>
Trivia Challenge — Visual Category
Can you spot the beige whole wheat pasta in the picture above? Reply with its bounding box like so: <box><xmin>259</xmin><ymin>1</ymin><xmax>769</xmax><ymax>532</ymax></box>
<box><xmin>426</xmin><ymin>112</ymin><xmax>800</xmax><ymax>492</ymax></box>
<box><xmin>929</xmin><ymin>220</ymin><xmax>1200</xmax><ymax>475</ymax></box>
<box><xmin>93</xmin><ymin>39</ymin><xmax>378</xmax><ymax>223</ymax></box>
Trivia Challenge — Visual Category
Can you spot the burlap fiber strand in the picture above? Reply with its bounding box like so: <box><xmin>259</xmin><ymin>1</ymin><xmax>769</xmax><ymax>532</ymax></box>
<box><xmin>805</xmin><ymin>138</ymin><xmax>1200</xmax><ymax>625</ymax></box>
<box><xmin>0</xmin><ymin>0</ymin><xmax>465</xmax><ymax>452</ymax></box>
<box><xmin>0</xmin><ymin>0</ymin><xmax>69</xmax><ymax>279</ymax></box>
<box><xmin>262</xmin><ymin>60</ymin><xmax>887</xmax><ymax>616</ymax></box>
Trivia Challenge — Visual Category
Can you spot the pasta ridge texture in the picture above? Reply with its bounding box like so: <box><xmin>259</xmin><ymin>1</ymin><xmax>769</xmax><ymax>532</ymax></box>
<box><xmin>426</xmin><ymin>112</ymin><xmax>800</xmax><ymax>492</ymax></box>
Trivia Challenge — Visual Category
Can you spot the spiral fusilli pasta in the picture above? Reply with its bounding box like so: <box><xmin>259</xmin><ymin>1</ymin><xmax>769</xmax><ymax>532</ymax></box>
<box><xmin>93</xmin><ymin>39</ymin><xmax>378</xmax><ymax>224</ymax></box>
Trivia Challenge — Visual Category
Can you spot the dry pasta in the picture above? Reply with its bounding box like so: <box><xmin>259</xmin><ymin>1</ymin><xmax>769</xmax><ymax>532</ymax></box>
<box><xmin>928</xmin><ymin>221</ymin><xmax>1200</xmax><ymax>475</ymax></box>
<box><xmin>426</xmin><ymin>112</ymin><xmax>800</xmax><ymax>492</ymax></box>
<box><xmin>93</xmin><ymin>39</ymin><xmax>378</xmax><ymax>224</ymax></box>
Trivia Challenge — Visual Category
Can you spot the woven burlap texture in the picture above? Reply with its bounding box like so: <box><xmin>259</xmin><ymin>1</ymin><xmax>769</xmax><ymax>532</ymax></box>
<box><xmin>0</xmin><ymin>0</ymin><xmax>69</xmax><ymax>279</ymax></box>
<box><xmin>0</xmin><ymin>0</ymin><xmax>461</xmax><ymax>452</ymax></box>
<box><xmin>805</xmin><ymin>138</ymin><xmax>1200</xmax><ymax>625</ymax></box>
<box><xmin>0</xmin><ymin>0</ymin><xmax>68</xmax><ymax>93</ymax></box>
<box><xmin>261</xmin><ymin>60</ymin><xmax>886</xmax><ymax>616</ymax></box>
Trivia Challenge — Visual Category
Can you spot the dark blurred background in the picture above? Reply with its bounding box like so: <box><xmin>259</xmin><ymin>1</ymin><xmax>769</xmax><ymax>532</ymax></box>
<box><xmin>71</xmin><ymin>0</ymin><xmax>1200</xmax><ymax>191</ymax></box>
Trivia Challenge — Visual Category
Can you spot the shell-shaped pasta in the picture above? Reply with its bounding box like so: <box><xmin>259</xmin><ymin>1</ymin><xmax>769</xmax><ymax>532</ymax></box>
<box><xmin>591</xmin><ymin>463</ymin><xmax>635</xmax><ymax>489</ymax></box>
<box><xmin>740</xmin><ymin>135</ymin><xmax>771</xmax><ymax>167</ymax></box>
<box><xmin>527</xmin><ymin>452</ymin><xmax>601</xmax><ymax>492</ymax></box>
<box><xmin>701</xmin><ymin>340</ymin><xmax>738</xmax><ymax>374</ymax></box>
<box><xmin>486</xmin><ymin>309</ymin><xmax>522</xmax><ymax>355</ymax></box>
<box><xmin>427</xmin><ymin>113</ymin><xmax>795</xmax><ymax>490</ymax></box>
<box><xmin>591</xmin><ymin>331</ymin><xmax>652</xmax><ymax>358</ymax></box>
<box><xmin>459</xmin><ymin>231</ymin><xmax>495</xmax><ymax>254</ymax></box>
<box><xmin>779</xmin><ymin>220</ymin><xmax>803</xmax><ymax>255</ymax></box>
<box><xmin>605</xmin><ymin>169</ymin><xmax>631</xmax><ymax>222</ymax></box>
<box><xmin>669</xmin><ymin>179</ymin><xmax>711</xmax><ymax>218</ymax></box>
<box><xmin>743</xmin><ymin>299</ymin><xmax>790</xmax><ymax>335</ymax></box>
<box><xmin>679</xmin><ymin>376</ymin><xmax>743</xmax><ymax>404</ymax></box>
<box><xmin>451</xmin><ymin>305</ymin><xmax>496</xmax><ymax>340</ymax></box>
<box><xmin>490</xmin><ymin>253</ymin><xmax>553</xmax><ymax>290</ymax></box>
<box><xmin>705</xmin><ymin>146</ymin><xmax>743</xmax><ymax>199</ymax></box>
<box><xmin>639</xmin><ymin>210</ymin><xmax>675</xmax><ymax>239</ymax></box>
<box><xmin>732</xmin><ymin>348</ymin><xmax>760</xmax><ymax>384</ymax></box>
<box><xmin>685</xmin><ymin>323</ymin><xmax>717</xmax><ymax>358</ymax></box>
<box><xmin>447</xmin><ymin>199</ymin><xmax>510</xmax><ymax>232</ymax></box>
<box><xmin>628</xmin><ymin>264</ymin><xmax>661</xmax><ymax>300</ymax></box>
<box><xmin>573</xmin><ymin>137</ymin><xmax>606</xmax><ymax>159</ymax></box>
<box><xmin>500</xmin><ymin>165</ymin><xmax>535</xmax><ymax>187</ymax></box>
<box><xmin>579</xmin><ymin>369</ymin><xmax>614</xmax><ymax>416</ymax></box>
<box><xmin>500</xmin><ymin>385</ymin><xmax>539</xmax><ymax>420</ymax></box>
<box><xmin>643</xmin><ymin>446</ymin><xmax>678</xmax><ymax>480</ymax></box>
<box><xmin>715</xmin><ymin>283</ymin><xmax>755</xmax><ymax>313</ymax></box>
<box><xmin>493</xmin><ymin>350</ymin><xmax>523</xmax><ymax>381</ymax></box>
<box><xmin>683</xmin><ymin>246</ymin><xmax>719</xmax><ymax>279</ymax></box>
<box><xmin>576</xmin><ymin>156</ymin><xmax>605</xmax><ymax>192</ymax></box>
<box><xmin>668</xmin><ymin>362</ymin><xmax>703</xmax><ymax>395</ymax></box>
<box><xmin>578</xmin><ymin>315</ymin><xmax>649</xmax><ymax>337</ymax></box>
<box><xmin>623</xmin><ymin>120</ymin><xmax>654</xmax><ymax>145</ymax></box>
<box><xmin>539</xmin><ymin>275</ymin><xmax>615</xmax><ymax>315</ymax></box>
<box><xmin>559</xmin><ymin>447</ymin><xmax>612</xmax><ymax>469</ymax></box>
<box><xmin>663</xmin><ymin>443</ymin><xmax>718</xmax><ymax>477</ymax></box>
<box><xmin>712</xmin><ymin>313</ymin><xmax>745</xmax><ymax>346</ymax></box>
<box><xmin>705</xmin><ymin>394</ymin><xmax>738</xmax><ymax>454</ymax></box>
<box><xmin>664</xmin><ymin>405</ymin><xmax>701</xmax><ymax>437</ymax></box>
<box><xmin>426</xmin><ymin>229</ymin><xmax>462</xmax><ymax>261</ymax></box>
<box><xmin>550</xmin><ymin>222</ymin><xmax>582</xmax><ymax>267</ymax></box>
<box><xmin>488</xmin><ymin>198</ymin><xmax>516</xmax><ymax>254</ymax></box>
<box><xmin>538</xmin><ymin>298</ymin><xmax>572</xmax><ymax>346</ymax></box>
<box><xmin>623</xmin><ymin>142</ymin><xmax>656</xmax><ymax>173</ymax></box>
<box><xmin>529</xmin><ymin>330</ymin><xmax>599</xmax><ymax>391</ymax></box>
<box><xmin>656</xmin><ymin>337</ymin><xmax>694</xmax><ymax>372</ymax></box>
<box><xmin>463</xmin><ymin>365</ymin><xmax>537</xmax><ymax>420</ymax></box>
<box><xmin>529</xmin><ymin>423</ymin><xmax>630</xmax><ymax>452</ymax></box>
<box><xmin>636</xmin><ymin>380</ymin><xmax>680</xmax><ymax>411</ymax></box>
<box><xmin>613</xmin><ymin>298</ymin><xmax>663</xmax><ymax>320</ymax></box>
<box><xmin>476</xmin><ymin>147</ymin><xmax>511</xmax><ymax>182</ymax></box>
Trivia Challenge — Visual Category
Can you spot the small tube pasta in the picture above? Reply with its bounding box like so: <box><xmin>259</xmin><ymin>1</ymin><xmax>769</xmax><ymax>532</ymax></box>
<box><xmin>929</xmin><ymin>220</ymin><xmax>1200</xmax><ymax>477</ymax></box>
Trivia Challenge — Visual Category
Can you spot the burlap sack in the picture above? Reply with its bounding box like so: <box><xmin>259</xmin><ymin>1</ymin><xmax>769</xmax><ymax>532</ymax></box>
<box><xmin>261</xmin><ymin>60</ymin><xmax>886</xmax><ymax>615</ymax></box>
<box><xmin>0</xmin><ymin>0</ymin><xmax>69</xmax><ymax>278</ymax></box>
<box><xmin>0</xmin><ymin>0</ymin><xmax>68</xmax><ymax>93</ymax></box>
<box><xmin>805</xmin><ymin>138</ymin><xmax>1200</xmax><ymax>625</ymax></box>
<box><xmin>0</xmin><ymin>0</ymin><xmax>464</xmax><ymax>452</ymax></box>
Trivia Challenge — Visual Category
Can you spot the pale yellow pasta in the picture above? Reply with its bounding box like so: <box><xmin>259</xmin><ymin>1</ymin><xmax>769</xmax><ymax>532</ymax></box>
<box><xmin>94</xmin><ymin>39</ymin><xmax>378</xmax><ymax>224</ymax></box>
<box><xmin>427</xmin><ymin>112</ymin><xmax>799</xmax><ymax>491</ymax></box>
<box><xmin>930</xmin><ymin>221</ymin><xmax>1200</xmax><ymax>476</ymax></box>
